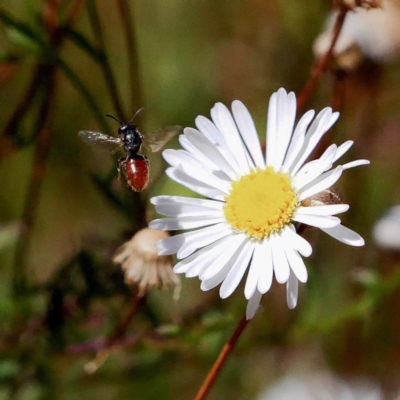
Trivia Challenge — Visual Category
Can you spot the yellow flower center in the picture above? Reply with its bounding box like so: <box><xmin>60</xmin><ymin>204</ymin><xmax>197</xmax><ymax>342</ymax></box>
<box><xmin>223</xmin><ymin>167</ymin><xmax>298</xmax><ymax>239</ymax></box>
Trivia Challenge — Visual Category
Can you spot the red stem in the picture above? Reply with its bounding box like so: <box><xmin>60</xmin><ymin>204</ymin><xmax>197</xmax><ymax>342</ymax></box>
<box><xmin>296</xmin><ymin>7</ymin><xmax>348</xmax><ymax>111</ymax></box>
<box><xmin>193</xmin><ymin>315</ymin><xmax>250</xmax><ymax>400</ymax></box>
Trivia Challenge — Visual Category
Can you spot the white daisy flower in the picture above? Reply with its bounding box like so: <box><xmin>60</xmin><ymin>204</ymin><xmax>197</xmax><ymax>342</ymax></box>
<box><xmin>149</xmin><ymin>88</ymin><xmax>369</xmax><ymax>319</ymax></box>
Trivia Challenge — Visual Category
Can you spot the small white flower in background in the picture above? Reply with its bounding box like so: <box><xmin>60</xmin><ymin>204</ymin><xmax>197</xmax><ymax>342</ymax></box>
<box><xmin>373</xmin><ymin>205</ymin><xmax>400</xmax><ymax>250</ymax></box>
<box><xmin>314</xmin><ymin>0</ymin><xmax>400</xmax><ymax>70</ymax></box>
<box><xmin>149</xmin><ymin>88</ymin><xmax>369</xmax><ymax>319</ymax></box>
<box><xmin>113</xmin><ymin>228</ymin><xmax>180</xmax><ymax>297</ymax></box>
<box><xmin>257</xmin><ymin>372</ymin><xmax>382</xmax><ymax>400</ymax></box>
<box><xmin>334</xmin><ymin>0</ymin><xmax>382</xmax><ymax>10</ymax></box>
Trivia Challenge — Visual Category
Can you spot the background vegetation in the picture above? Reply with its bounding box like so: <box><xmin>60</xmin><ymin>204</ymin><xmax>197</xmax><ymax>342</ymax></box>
<box><xmin>1</xmin><ymin>1</ymin><xmax>400</xmax><ymax>399</ymax></box>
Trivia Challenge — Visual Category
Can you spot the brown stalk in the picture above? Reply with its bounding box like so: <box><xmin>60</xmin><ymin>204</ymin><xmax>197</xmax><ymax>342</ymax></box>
<box><xmin>296</xmin><ymin>7</ymin><xmax>349</xmax><ymax>112</ymax></box>
<box><xmin>193</xmin><ymin>315</ymin><xmax>249</xmax><ymax>400</ymax></box>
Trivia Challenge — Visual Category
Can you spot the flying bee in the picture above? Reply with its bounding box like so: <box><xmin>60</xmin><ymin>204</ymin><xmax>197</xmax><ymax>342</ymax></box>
<box><xmin>79</xmin><ymin>111</ymin><xmax>182</xmax><ymax>192</ymax></box>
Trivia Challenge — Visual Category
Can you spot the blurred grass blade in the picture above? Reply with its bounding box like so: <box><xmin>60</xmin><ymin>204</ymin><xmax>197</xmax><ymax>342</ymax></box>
<box><xmin>58</xmin><ymin>58</ymin><xmax>110</xmax><ymax>133</ymax></box>
<box><xmin>91</xmin><ymin>173</ymin><xmax>129</xmax><ymax>215</ymax></box>
<box><xmin>116</xmin><ymin>0</ymin><xmax>143</xmax><ymax>113</ymax></box>
<box><xmin>6</xmin><ymin>27</ymin><xmax>44</xmax><ymax>56</ymax></box>
<box><xmin>61</xmin><ymin>27</ymin><xmax>103</xmax><ymax>63</ymax></box>
<box><xmin>86</xmin><ymin>0</ymin><xmax>126</xmax><ymax>120</ymax></box>
<box><xmin>0</xmin><ymin>8</ymin><xmax>45</xmax><ymax>46</ymax></box>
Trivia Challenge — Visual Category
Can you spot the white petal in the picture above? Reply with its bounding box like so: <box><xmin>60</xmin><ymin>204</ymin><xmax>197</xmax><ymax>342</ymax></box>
<box><xmin>184</xmin><ymin>128</ymin><xmax>239</xmax><ymax>180</ymax></box>
<box><xmin>281</xmin><ymin>225</ymin><xmax>312</xmax><ymax>257</ymax></box>
<box><xmin>155</xmin><ymin>222</ymin><xmax>229</xmax><ymax>256</ymax></box>
<box><xmin>177</xmin><ymin>224</ymin><xmax>232</xmax><ymax>259</ymax></box>
<box><xmin>292</xmin><ymin>214</ymin><xmax>341</xmax><ymax>228</ymax></box>
<box><xmin>200</xmin><ymin>238</ymin><xmax>253</xmax><ymax>292</ymax></box>
<box><xmin>246</xmin><ymin>290</ymin><xmax>263</xmax><ymax>320</ymax></box>
<box><xmin>290</xmin><ymin>108</ymin><xmax>337</xmax><ymax>175</ymax></box>
<box><xmin>266</xmin><ymin>92</ymin><xmax>277</xmax><ymax>166</ymax></box>
<box><xmin>292</xmin><ymin>158</ymin><xmax>319</xmax><ymax>179</ymax></box>
<box><xmin>185</xmin><ymin>236</ymin><xmax>235</xmax><ymax>277</ymax></box>
<box><xmin>156</xmin><ymin>233</ymin><xmax>186</xmax><ymax>255</ymax></box>
<box><xmin>200</xmin><ymin>259</ymin><xmax>234</xmax><ymax>291</ymax></box>
<box><xmin>232</xmin><ymin>100</ymin><xmax>265</xmax><ymax>168</ymax></box>
<box><xmin>199</xmin><ymin>234</ymin><xmax>247</xmax><ymax>280</ymax></box>
<box><xmin>166</xmin><ymin>168</ymin><xmax>225</xmax><ymax>200</ymax></box>
<box><xmin>286</xmin><ymin>271</ymin><xmax>299</xmax><ymax>309</ymax></box>
<box><xmin>151</xmin><ymin>196</ymin><xmax>224</xmax><ymax>217</ymax></box>
<box><xmin>297</xmin><ymin>166</ymin><xmax>343</xmax><ymax>201</ymax></box>
<box><xmin>163</xmin><ymin>151</ymin><xmax>231</xmax><ymax>194</ymax></box>
<box><xmin>256</xmin><ymin>239</ymin><xmax>274</xmax><ymax>294</ymax></box>
<box><xmin>294</xmin><ymin>144</ymin><xmax>337</xmax><ymax>181</ymax></box>
<box><xmin>296</xmin><ymin>204</ymin><xmax>349</xmax><ymax>216</ymax></box>
<box><xmin>195</xmin><ymin>115</ymin><xmax>227</xmax><ymax>147</ymax></box>
<box><xmin>244</xmin><ymin>241</ymin><xmax>263</xmax><ymax>299</ymax></box>
<box><xmin>153</xmin><ymin>205</ymin><xmax>223</xmax><ymax>218</ymax></box>
<box><xmin>219</xmin><ymin>240</ymin><xmax>255</xmax><ymax>298</ymax></box>
<box><xmin>163</xmin><ymin>148</ymin><xmax>198</xmax><ymax>169</ymax></box>
<box><xmin>318</xmin><ymin>143</ymin><xmax>338</xmax><ymax>169</ymax></box>
<box><xmin>334</xmin><ymin>140</ymin><xmax>353</xmax><ymax>162</ymax></box>
<box><xmin>284</xmin><ymin>246</ymin><xmax>308</xmax><ymax>283</ymax></box>
<box><xmin>282</xmin><ymin>110</ymin><xmax>315</xmax><ymax>172</ymax></box>
<box><xmin>173</xmin><ymin>236</ymin><xmax>229</xmax><ymax>275</ymax></box>
<box><xmin>321</xmin><ymin>224</ymin><xmax>365</xmax><ymax>246</ymax></box>
<box><xmin>151</xmin><ymin>195</ymin><xmax>224</xmax><ymax>209</ymax></box>
<box><xmin>273</xmin><ymin>90</ymin><xmax>297</xmax><ymax>169</ymax></box>
<box><xmin>211</xmin><ymin>103</ymin><xmax>252</xmax><ymax>173</ymax></box>
<box><xmin>150</xmin><ymin>215</ymin><xmax>225</xmax><ymax>231</ymax></box>
<box><xmin>195</xmin><ymin>116</ymin><xmax>243</xmax><ymax>175</ymax></box>
<box><xmin>179</xmin><ymin>134</ymin><xmax>218</xmax><ymax>171</ymax></box>
<box><xmin>342</xmin><ymin>159</ymin><xmax>370</xmax><ymax>170</ymax></box>
<box><xmin>293</xmin><ymin>151</ymin><xmax>336</xmax><ymax>191</ymax></box>
<box><xmin>271</xmin><ymin>235</ymin><xmax>290</xmax><ymax>284</ymax></box>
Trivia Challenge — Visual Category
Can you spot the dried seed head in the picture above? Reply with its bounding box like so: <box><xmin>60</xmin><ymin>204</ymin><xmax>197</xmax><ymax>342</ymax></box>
<box><xmin>334</xmin><ymin>0</ymin><xmax>382</xmax><ymax>10</ymax></box>
<box><xmin>113</xmin><ymin>228</ymin><xmax>180</xmax><ymax>297</ymax></box>
<box><xmin>314</xmin><ymin>1</ymin><xmax>400</xmax><ymax>70</ymax></box>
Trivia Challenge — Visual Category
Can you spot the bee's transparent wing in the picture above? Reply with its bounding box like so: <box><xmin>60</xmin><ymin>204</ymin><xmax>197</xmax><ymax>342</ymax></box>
<box><xmin>142</xmin><ymin>125</ymin><xmax>183</xmax><ymax>152</ymax></box>
<box><xmin>79</xmin><ymin>131</ymin><xmax>122</xmax><ymax>154</ymax></box>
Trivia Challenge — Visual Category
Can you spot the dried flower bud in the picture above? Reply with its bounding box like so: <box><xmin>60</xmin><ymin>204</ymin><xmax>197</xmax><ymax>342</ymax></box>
<box><xmin>113</xmin><ymin>228</ymin><xmax>180</xmax><ymax>297</ymax></box>
<box><xmin>314</xmin><ymin>1</ymin><xmax>400</xmax><ymax>70</ymax></box>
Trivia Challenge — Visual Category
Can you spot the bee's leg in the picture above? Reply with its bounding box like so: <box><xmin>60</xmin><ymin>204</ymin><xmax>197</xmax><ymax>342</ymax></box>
<box><xmin>117</xmin><ymin>157</ymin><xmax>125</xmax><ymax>180</ymax></box>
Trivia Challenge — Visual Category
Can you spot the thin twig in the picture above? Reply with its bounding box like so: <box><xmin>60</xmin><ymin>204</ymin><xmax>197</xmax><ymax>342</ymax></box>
<box><xmin>70</xmin><ymin>293</ymin><xmax>144</xmax><ymax>373</ymax></box>
<box><xmin>296</xmin><ymin>7</ymin><xmax>349</xmax><ymax>111</ymax></box>
<box><xmin>107</xmin><ymin>293</ymin><xmax>144</xmax><ymax>343</ymax></box>
<box><xmin>116</xmin><ymin>0</ymin><xmax>143</xmax><ymax>114</ymax></box>
<box><xmin>69</xmin><ymin>333</ymin><xmax>142</xmax><ymax>354</ymax></box>
<box><xmin>86</xmin><ymin>0</ymin><xmax>126</xmax><ymax>120</ymax></box>
<box><xmin>193</xmin><ymin>315</ymin><xmax>250</xmax><ymax>400</ymax></box>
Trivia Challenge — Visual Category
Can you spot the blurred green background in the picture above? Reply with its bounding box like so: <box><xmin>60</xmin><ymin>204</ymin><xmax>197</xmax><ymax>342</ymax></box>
<box><xmin>1</xmin><ymin>1</ymin><xmax>400</xmax><ymax>399</ymax></box>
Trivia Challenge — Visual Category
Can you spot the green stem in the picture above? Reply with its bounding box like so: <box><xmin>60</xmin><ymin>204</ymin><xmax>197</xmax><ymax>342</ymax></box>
<box><xmin>116</xmin><ymin>0</ymin><xmax>143</xmax><ymax>114</ymax></box>
<box><xmin>58</xmin><ymin>58</ymin><xmax>110</xmax><ymax>133</ymax></box>
<box><xmin>86</xmin><ymin>0</ymin><xmax>126</xmax><ymax>120</ymax></box>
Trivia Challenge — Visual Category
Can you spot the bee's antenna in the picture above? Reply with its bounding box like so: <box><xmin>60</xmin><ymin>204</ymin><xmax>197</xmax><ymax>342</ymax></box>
<box><xmin>106</xmin><ymin>114</ymin><xmax>122</xmax><ymax>124</ymax></box>
<box><xmin>128</xmin><ymin>107</ymin><xmax>144</xmax><ymax>124</ymax></box>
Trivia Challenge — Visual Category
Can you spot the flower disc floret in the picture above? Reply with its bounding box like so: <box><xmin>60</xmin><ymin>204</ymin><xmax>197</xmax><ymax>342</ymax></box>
<box><xmin>224</xmin><ymin>167</ymin><xmax>298</xmax><ymax>239</ymax></box>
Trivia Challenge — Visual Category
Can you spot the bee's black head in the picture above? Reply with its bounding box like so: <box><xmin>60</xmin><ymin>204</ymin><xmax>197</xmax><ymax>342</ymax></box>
<box><xmin>106</xmin><ymin>113</ymin><xmax>143</xmax><ymax>154</ymax></box>
<box><xmin>119</xmin><ymin>123</ymin><xmax>142</xmax><ymax>152</ymax></box>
